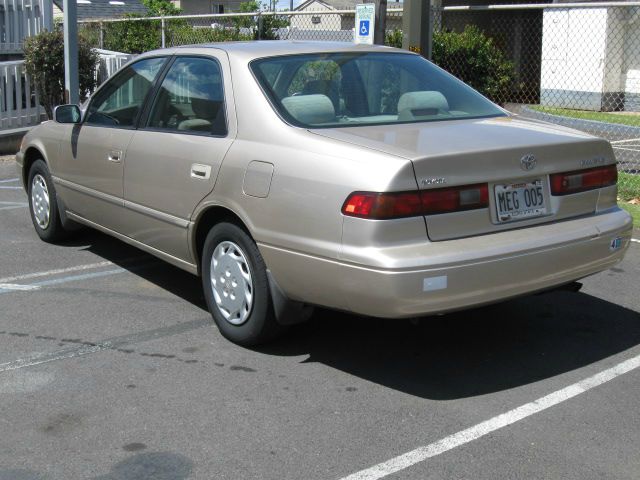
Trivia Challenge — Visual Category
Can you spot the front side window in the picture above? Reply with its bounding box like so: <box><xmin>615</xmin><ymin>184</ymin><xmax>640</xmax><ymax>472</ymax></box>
<box><xmin>251</xmin><ymin>52</ymin><xmax>506</xmax><ymax>128</ymax></box>
<box><xmin>147</xmin><ymin>57</ymin><xmax>227</xmax><ymax>136</ymax></box>
<box><xmin>85</xmin><ymin>57</ymin><xmax>167</xmax><ymax>128</ymax></box>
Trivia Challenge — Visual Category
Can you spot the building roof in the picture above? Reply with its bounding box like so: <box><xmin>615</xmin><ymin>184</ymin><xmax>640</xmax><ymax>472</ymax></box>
<box><xmin>53</xmin><ymin>0</ymin><xmax>149</xmax><ymax>20</ymax></box>
<box><xmin>295</xmin><ymin>0</ymin><xmax>402</xmax><ymax>11</ymax></box>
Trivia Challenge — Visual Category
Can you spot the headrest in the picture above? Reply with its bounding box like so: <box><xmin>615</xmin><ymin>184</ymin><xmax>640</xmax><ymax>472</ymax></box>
<box><xmin>302</xmin><ymin>80</ymin><xmax>340</xmax><ymax>110</ymax></box>
<box><xmin>282</xmin><ymin>94</ymin><xmax>336</xmax><ymax>125</ymax></box>
<box><xmin>191</xmin><ymin>97</ymin><xmax>218</xmax><ymax>119</ymax></box>
<box><xmin>397</xmin><ymin>91</ymin><xmax>449</xmax><ymax>120</ymax></box>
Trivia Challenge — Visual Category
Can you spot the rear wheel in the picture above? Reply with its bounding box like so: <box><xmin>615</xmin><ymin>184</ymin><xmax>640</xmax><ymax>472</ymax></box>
<box><xmin>201</xmin><ymin>222</ymin><xmax>285</xmax><ymax>346</ymax></box>
<box><xmin>27</xmin><ymin>159</ymin><xmax>69</xmax><ymax>243</ymax></box>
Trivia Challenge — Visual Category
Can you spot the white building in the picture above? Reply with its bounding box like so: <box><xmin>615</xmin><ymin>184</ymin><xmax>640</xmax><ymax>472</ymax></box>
<box><xmin>541</xmin><ymin>5</ymin><xmax>640</xmax><ymax>111</ymax></box>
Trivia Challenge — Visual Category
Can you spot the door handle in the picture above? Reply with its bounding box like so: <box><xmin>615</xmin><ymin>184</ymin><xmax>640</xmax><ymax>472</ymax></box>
<box><xmin>191</xmin><ymin>164</ymin><xmax>212</xmax><ymax>180</ymax></box>
<box><xmin>107</xmin><ymin>150</ymin><xmax>122</xmax><ymax>163</ymax></box>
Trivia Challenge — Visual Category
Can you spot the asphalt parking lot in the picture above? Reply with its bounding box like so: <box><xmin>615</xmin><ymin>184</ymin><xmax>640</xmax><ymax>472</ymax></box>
<box><xmin>1</xmin><ymin>157</ymin><xmax>639</xmax><ymax>480</ymax></box>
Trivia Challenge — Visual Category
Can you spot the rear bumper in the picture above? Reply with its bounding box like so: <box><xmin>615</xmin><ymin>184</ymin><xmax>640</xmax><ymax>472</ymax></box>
<box><xmin>260</xmin><ymin>208</ymin><xmax>633</xmax><ymax>318</ymax></box>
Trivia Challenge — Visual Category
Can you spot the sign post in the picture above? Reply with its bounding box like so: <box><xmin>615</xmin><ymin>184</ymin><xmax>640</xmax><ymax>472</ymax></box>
<box><xmin>63</xmin><ymin>0</ymin><xmax>79</xmax><ymax>104</ymax></box>
<box><xmin>354</xmin><ymin>4</ymin><xmax>375</xmax><ymax>45</ymax></box>
<box><xmin>402</xmin><ymin>0</ymin><xmax>432</xmax><ymax>59</ymax></box>
<box><xmin>374</xmin><ymin>0</ymin><xmax>387</xmax><ymax>45</ymax></box>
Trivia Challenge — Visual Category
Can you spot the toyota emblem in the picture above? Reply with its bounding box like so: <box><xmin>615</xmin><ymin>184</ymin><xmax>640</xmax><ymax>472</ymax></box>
<box><xmin>520</xmin><ymin>154</ymin><xmax>537</xmax><ymax>171</ymax></box>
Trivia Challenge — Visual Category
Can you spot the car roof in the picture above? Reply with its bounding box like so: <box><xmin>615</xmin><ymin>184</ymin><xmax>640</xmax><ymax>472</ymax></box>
<box><xmin>171</xmin><ymin>40</ymin><xmax>409</xmax><ymax>61</ymax></box>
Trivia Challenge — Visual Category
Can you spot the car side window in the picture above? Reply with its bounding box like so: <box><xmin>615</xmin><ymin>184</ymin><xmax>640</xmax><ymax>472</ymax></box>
<box><xmin>147</xmin><ymin>57</ymin><xmax>227</xmax><ymax>136</ymax></box>
<box><xmin>85</xmin><ymin>57</ymin><xmax>167</xmax><ymax>128</ymax></box>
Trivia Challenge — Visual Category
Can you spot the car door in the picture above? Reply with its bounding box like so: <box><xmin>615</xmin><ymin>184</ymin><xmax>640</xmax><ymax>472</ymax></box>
<box><xmin>121</xmin><ymin>53</ymin><xmax>235</xmax><ymax>263</ymax></box>
<box><xmin>56</xmin><ymin>57</ymin><xmax>168</xmax><ymax>232</ymax></box>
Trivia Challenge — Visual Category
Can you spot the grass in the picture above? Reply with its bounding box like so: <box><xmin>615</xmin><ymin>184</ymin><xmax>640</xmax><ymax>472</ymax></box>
<box><xmin>530</xmin><ymin>105</ymin><xmax>640</xmax><ymax>128</ymax></box>
<box><xmin>618</xmin><ymin>172</ymin><xmax>640</xmax><ymax>227</ymax></box>
<box><xmin>619</xmin><ymin>172</ymin><xmax>640</xmax><ymax>201</ymax></box>
<box><xmin>619</xmin><ymin>202</ymin><xmax>640</xmax><ymax>228</ymax></box>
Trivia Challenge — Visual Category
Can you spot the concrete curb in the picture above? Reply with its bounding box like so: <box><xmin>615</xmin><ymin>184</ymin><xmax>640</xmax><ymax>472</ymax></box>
<box><xmin>0</xmin><ymin>128</ymin><xmax>29</xmax><ymax>156</ymax></box>
<box><xmin>521</xmin><ymin>106</ymin><xmax>640</xmax><ymax>137</ymax></box>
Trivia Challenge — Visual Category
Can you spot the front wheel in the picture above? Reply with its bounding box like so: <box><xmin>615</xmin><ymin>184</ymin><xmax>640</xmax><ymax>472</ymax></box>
<box><xmin>27</xmin><ymin>159</ymin><xmax>69</xmax><ymax>243</ymax></box>
<box><xmin>201</xmin><ymin>222</ymin><xmax>285</xmax><ymax>346</ymax></box>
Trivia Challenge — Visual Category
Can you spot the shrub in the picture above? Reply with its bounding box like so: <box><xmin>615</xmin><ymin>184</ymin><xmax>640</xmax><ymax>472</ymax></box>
<box><xmin>385</xmin><ymin>28</ymin><xmax>403</xmax><ymax>48</ymax></box>
<box><xmin>432</xmin><ymin>26</ymin><xmax>513</xmax><ymax>104</ymax></box>
<box><xmin>23</xmin><ymin>30</ymin><xmax>99</xmax><ymax>119</ymax></box>
<box><xmin>104</xmin><ymin>16</ymin><xmax>163</xmax><ymax>54</ymax></box>
<box><xmin>102</xmin><ymin>0</ymin><xmax>285</xmax><ymax>54</ymax></box>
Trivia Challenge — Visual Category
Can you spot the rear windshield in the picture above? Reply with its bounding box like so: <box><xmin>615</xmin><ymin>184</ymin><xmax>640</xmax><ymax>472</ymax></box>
<box><xmin>250</xmin><ymin>52</ymin><xmax>506</xmax><ymax>128</ymax></box>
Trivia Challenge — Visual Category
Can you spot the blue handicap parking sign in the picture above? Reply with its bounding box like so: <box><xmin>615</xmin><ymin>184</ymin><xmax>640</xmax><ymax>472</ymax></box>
<box><xmin>359</xmin><ymin>20</ymin><xmax>370</xmax><ymax>36</ymax></box>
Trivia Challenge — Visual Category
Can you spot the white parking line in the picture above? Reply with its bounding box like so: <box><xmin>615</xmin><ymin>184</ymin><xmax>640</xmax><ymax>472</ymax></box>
<box><xmin>0</xmin><ymin>268</ymin><xmax>130</xmax><ymax>294</ymax></box>
<box><xmin>611</xmin><ymin>138</ymin><xmax>640</xmax><ymax>144</ymax></box>
<box><xmin>0</xmin><ymin>283</ymin><xmax>40</xmax><ymax>292</ymax></box>
<box><xmin>0</xmin><ymin>204</ymin><xmax>27</xmax><ymax>211</ymax></box>
<box><xmin>0</xmin><ymin>257</ymin><xmax>157</xmax><ymax>294</ymax></box>
<box><xmin>612</xmin><ymin>146</ymin><xmax>640</xmax><ymax>153</ymax></box>
<box><xmin>0</xmin><ymin>186</ymin><xmax>22</xmax><ymax>190</ymax></box>
<box><xmin>0</xmin><ymin>318</ymin><xmax>210</xmax><ymax>374</ymax></box>
<box><xmin>0</xmin><ymin>268</ymin><xmax>127</xmax><ymax>294</ymax></box>
<box><xmin>0</xmin><ymin>178</ymin><xmax>19</xmax><ymax>184</ymax></box>
<box><xmin>631</xmin><ymin>238</ymin><xmax>639</xmax><ymax>244</ymax></box>
<box><xmin>0</xmin><ymin>261</ymin><xmax>114</xmax><ymax>284</ymax></box>
<box><xmin>339</xmin><ymin>352</ymin><xmax>640</xmax><ymax>480</ymax></box>
<box><xmin>0</xmin><ymin>342</ymin><xmax>113</xmax><ymax>373</ymax></box>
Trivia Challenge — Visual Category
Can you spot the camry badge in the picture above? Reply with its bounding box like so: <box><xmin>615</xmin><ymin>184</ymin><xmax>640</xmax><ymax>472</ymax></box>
<box><xmin>421</xmin><ymin>177</ymin><xmax>447</xmax><ymax>186</ymax></box>
<box><xmin>520</xmin><ymin>154</ymin><xmax>537</xmax><ymax>171</ymax></box>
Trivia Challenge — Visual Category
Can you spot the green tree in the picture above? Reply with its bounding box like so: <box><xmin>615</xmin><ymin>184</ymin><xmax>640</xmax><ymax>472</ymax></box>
<box><xmin>141</xmin><ymin>0</ymin><xmax>181</xmax><ymax>15</ymax></box>
<box><xmin>104</xmin><ymin>16</ymin><xmax>163</xmax><ymax>53</ymax></box>
<box><xmin>384</xmin><ymin>28</ymin><xmax>403</xmax><ymax>48</ymax></box>
<box><xmin>431</xmin><ymin>26</ymin><xmax>513</xmax><ymax>104</ymax></box>
<box><xmin>235</xmin><ymin>1</ymin><xmax>289</xmax><ymax>40</ymax></box>
<box><xmin>102</xmin><ymin>0</ymin><xmax>179</xmax><ymax>53</ymax></box>
<box><xmin>23</xmin><ymin>30</ymin><xmax>99</xmax><ymax>119</ymax></box>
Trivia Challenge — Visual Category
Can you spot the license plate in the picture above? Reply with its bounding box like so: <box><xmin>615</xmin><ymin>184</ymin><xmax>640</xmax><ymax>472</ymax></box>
<box><xmin>494</xmin><ymin>179</ymin><xmax>546</xmax><ymax>223</ymax></box>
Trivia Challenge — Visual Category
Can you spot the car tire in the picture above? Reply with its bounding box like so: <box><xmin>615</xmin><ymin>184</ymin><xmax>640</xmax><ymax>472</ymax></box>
<box><xmin>201</xmin><ymin>222</ymin><xmax>285</xmax><ymax>346</ymax></box>
<box><xmin>27</xmin><ymin>159</ymin><xmax>69</xmax><ymax>243</ymax></box>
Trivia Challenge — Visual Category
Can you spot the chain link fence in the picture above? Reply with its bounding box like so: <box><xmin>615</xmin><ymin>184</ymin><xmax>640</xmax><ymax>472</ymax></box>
<box><xmin>77</xmin><ymin>3</ymin><xmax>640</xmax><ymax>197</ymax></box>
<box><xmin>438</xmin><ymin>3</ymin><xmax>640</xmax><ymax>198</ymax></box>
<box><xmin>78</xmin><ymin>9</ymin><xmax>404</xmax><ymax>48</ymax></box>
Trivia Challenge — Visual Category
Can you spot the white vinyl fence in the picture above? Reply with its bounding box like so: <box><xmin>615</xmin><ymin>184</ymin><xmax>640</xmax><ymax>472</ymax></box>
<box><xmin>0</xmin><ymin>59</ymin><xmax>41</xmax><ymax>131</ymax></box>
<box><xmin>0</xmin><ymin>50</ymin><xmax>134</xmax><ymax>132</ymax></box>
<box><xmin>0</xmin><ymin>0</ymin><xmax>53</xmax><ymax>54</ymax></box>
<box><xmin>95</xmin><ymin>48</ymin><xmax>135</xmax><ymax>85</ymax></box>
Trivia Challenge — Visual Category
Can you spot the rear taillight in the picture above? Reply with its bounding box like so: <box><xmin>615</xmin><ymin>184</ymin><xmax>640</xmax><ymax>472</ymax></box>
<box><xmin>341</xmin><ymin>191</ymin><xmax>423</xmax><ymax>219</ymax></box>
<box><xmin>341</xmin><ymin>183</ymin><xmax>489</xmax><ymax>220</ymax></box>
<box><xmin>550</xmin><ymin>165</ymin><xmax>617</xmax><ymax>196</ymax></box>
<box><xmin>421</xmin><ymin>183</ymin><xmax>489</xmax><ymax>215</ymax></box>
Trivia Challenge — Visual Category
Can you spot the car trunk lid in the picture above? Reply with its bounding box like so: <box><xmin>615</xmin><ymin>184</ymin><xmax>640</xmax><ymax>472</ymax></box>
<box><xmin>311</xmin><ymin>116</ymin><xmax>615</xmax><ymax>241</ymax></box>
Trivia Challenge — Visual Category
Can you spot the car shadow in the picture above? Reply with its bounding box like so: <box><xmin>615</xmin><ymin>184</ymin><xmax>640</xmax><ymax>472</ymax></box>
<box><xmin>267</xmin><ymin>293</ymin><xmax>640</xmax><ymax>400</ymax></box>
<box><xmin>64</xmin><ymin>229</ymin><xmax>209</xmax><ymax>310</ymax></box>
<box><xmin>68</xmin><ymin>230</ymin><xmax>640</xmax><ymax>400</ymax></box>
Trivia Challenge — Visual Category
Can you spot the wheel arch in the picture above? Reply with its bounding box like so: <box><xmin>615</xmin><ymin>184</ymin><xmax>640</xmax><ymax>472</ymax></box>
<box><xmin>192</xmin><ymin>204</ymin><xmax>252</xmax><ymax>275</ymax></box>
<box><xmin>22</xmin><ymin>146</ymin><xmax>47</xmax><ymax>187</ymax></box>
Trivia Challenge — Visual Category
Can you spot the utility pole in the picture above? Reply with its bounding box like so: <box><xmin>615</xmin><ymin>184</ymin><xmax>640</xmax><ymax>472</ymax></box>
<box><xmin>373</xmin><ymin>0</ymin><xmax>387</xmax><ymax>45</ymax></box>
<box><xmin>402</xmin><ymin>0</ymin><xmax>432</xmax><ymax>59</ymax></box>
<box><xmin>63</xmin><ymin>0</ymin><xmax>79</xmax><ymax>104</ymax></box>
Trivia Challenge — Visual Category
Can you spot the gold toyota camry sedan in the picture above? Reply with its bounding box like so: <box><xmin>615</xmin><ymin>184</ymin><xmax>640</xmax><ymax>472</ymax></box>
<box><xmin>16</xmin><ymin>41</ymin><xmax>633</xmax><ymax>345</ymax></box>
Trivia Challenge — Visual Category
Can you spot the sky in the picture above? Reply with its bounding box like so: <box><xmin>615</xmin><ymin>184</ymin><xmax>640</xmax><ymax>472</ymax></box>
<box><xmin>274</xmin><ymin>0</ymin><xmax>303</xmax><ymax>10</ymax></box>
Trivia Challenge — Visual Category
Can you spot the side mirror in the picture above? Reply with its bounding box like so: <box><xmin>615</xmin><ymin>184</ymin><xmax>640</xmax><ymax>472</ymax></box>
<box><xmin>54</xmin><ymin>104</ymin><xmax>81</xmax><ymax>124</ymax></box>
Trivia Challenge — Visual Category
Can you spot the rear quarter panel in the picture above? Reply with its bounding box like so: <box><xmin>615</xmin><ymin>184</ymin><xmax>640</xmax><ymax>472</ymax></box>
<box><xmin>192</xmin><ymin>52</ymin><xmax>419</xmax><ymax>306</ymax></box>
